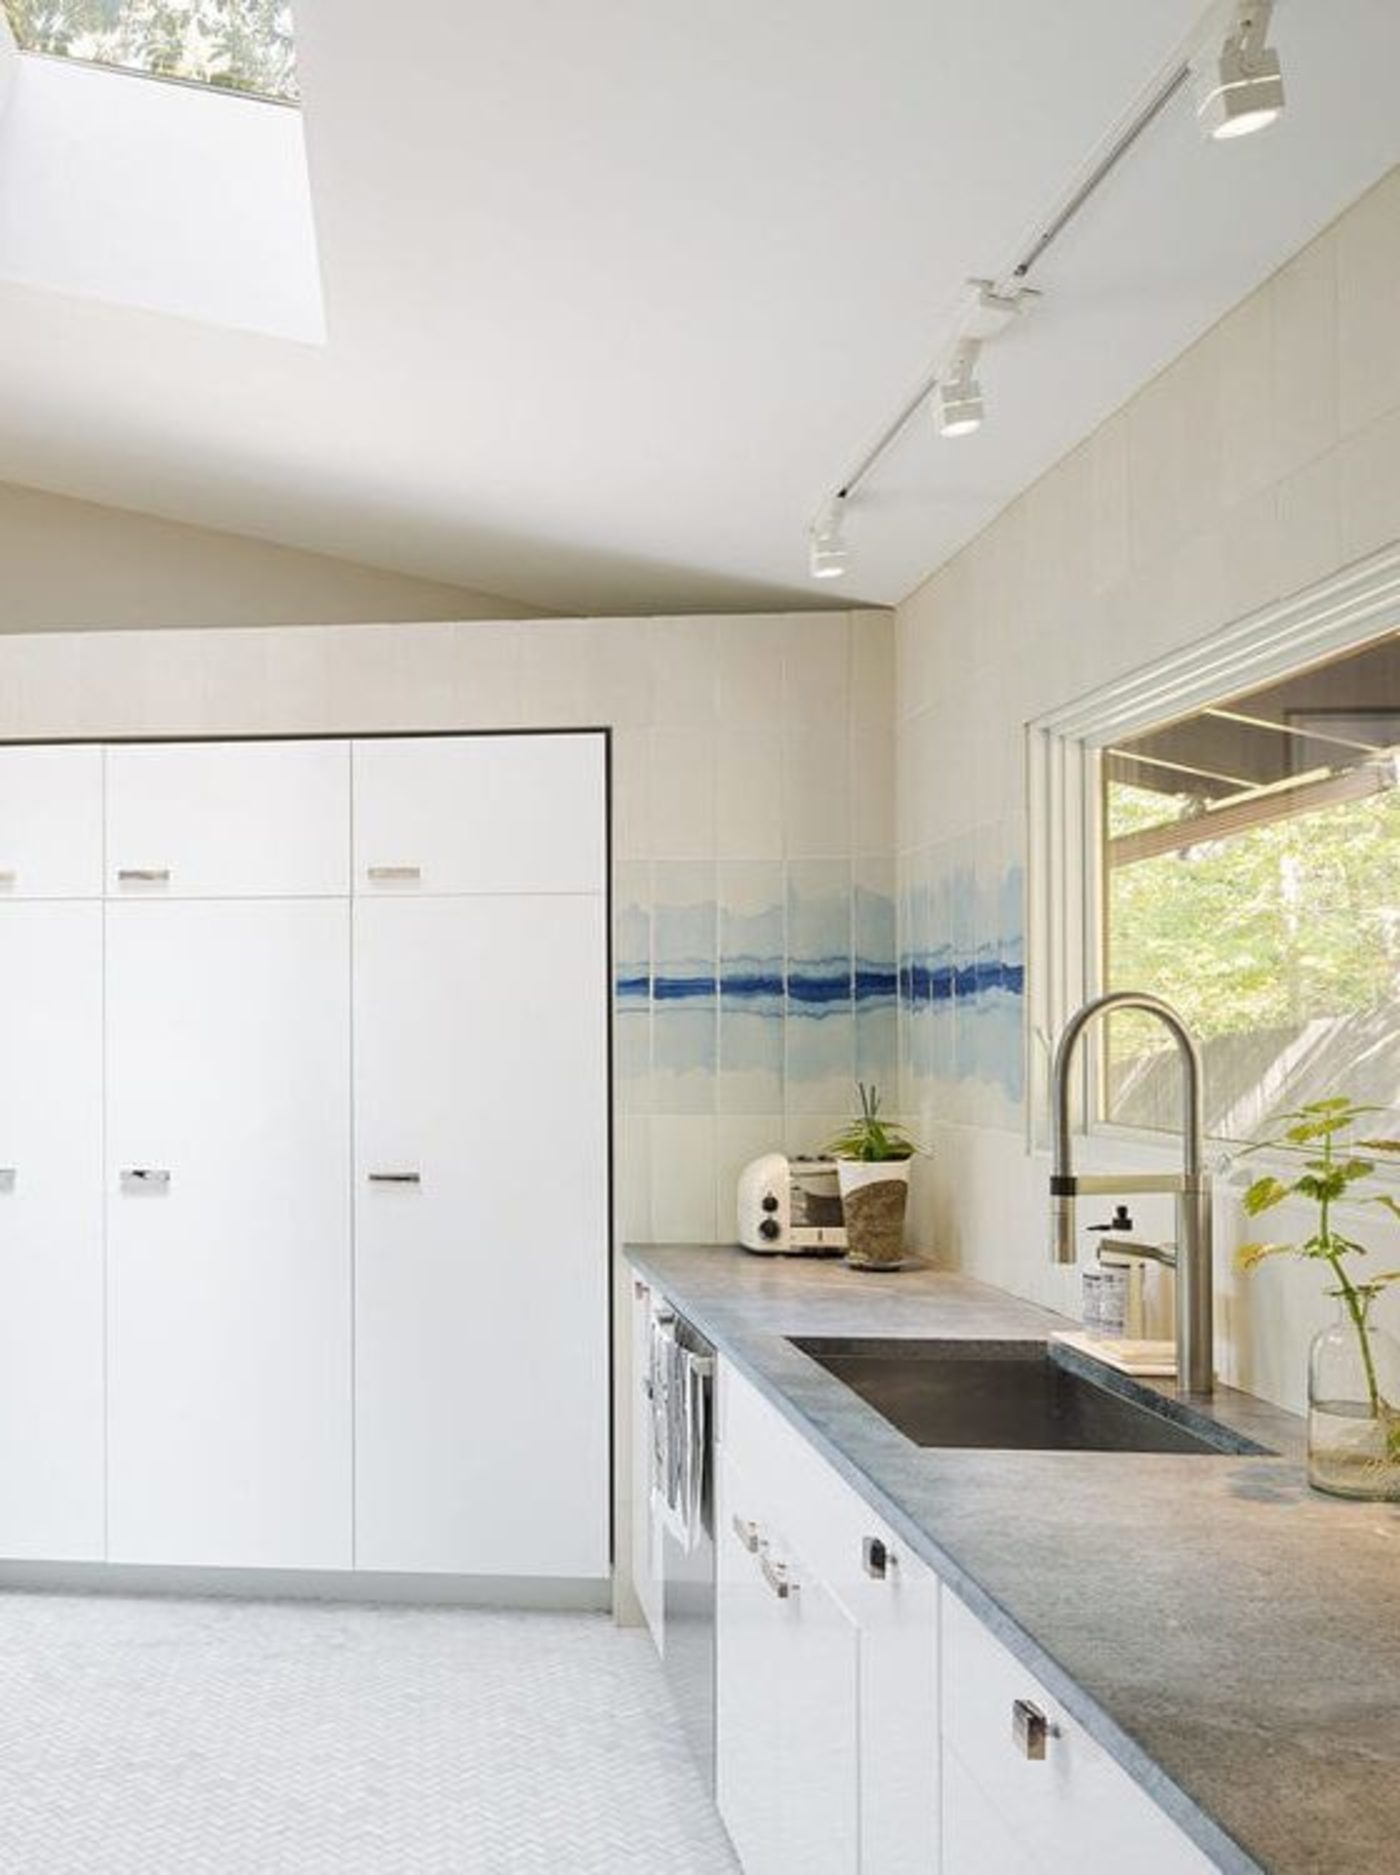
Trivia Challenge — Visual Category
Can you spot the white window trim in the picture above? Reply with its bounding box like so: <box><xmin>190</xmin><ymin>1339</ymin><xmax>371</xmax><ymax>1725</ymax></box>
<box><xmin>1025</xmin><ymin>540</ymin><xmax>1400</xmax><ymax>1160</ymax></box>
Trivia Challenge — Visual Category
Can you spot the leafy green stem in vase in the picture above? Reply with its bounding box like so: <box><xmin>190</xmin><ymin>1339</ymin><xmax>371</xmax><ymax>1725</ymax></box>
<box><xmin>1238</xmin><ymin>1097</ymin><xmax>1400</xmax><ymax>1461</ymax></box>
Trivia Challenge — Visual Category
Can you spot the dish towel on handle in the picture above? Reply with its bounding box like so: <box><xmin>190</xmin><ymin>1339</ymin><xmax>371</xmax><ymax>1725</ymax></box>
<box><xmin>649</xmin><ymin>1312</ymin><xmax>712</xmax><ymax>1554</ymax></box>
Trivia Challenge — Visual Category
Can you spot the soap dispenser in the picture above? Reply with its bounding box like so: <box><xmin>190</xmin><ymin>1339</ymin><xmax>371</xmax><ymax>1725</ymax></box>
<box><xmin>1082</xmin><ymin>1205</ymin><xmax>1143</xmax><ymax>1338</ymax></box>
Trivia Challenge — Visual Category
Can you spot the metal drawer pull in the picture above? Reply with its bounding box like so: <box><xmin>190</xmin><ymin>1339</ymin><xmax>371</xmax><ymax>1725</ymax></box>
<box><xmin>367</xmin><ymin>1170</ymin><xmax>422</xmax><ymax>1185</ymax></box>
<box><xmin>117</xmin><ymin>868</ymin><xmax>171</xmax><ymax>883</ymax></box>
<box><xmin>862</xmin><ymin>1535</ymin><xmax>894</xmax><ymax>1580</ymax></box>
<box><xmin>760</xmin><ymin>1551</ymin><xmax>795</xmax><ymax>1599</ymax></box>
<box><xmin>731</xmin><ymin>1515</ymin><xmax>759</xmax><ymax>1554</ymax></box>
<box><xmin>1013</xmin><ymin>1698</ymin><xmax>1052</xmax><ymax>1760</ymax></box>
<box><xmin>367</xmin><ymin>865</ymin><xmax>421</xmax><ymax>882</ymax></box>
<box><xmin>121</xmin><ymin>1168</ymin><xmax>171</xmax><ymax>1187</ymax></box>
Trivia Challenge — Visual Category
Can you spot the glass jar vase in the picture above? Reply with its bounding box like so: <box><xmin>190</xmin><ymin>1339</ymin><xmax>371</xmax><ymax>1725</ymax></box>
<box><xmin>1308</xmin><ymin>1293</ymin><xmax>1400</xmax><ymax>1500</ymax></box>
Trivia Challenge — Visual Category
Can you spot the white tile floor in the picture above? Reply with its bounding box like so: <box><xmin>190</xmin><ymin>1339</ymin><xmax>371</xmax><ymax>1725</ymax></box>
<box><xmin>0</xmin><ymin>1594</ymin><xmax>738</xmax><ymax>1873</ymax></box>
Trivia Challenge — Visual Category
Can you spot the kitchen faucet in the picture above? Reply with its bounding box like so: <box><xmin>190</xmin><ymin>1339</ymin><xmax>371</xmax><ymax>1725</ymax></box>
<box><xmin>1049</xmin><ymin>991</ymin><xmax>1214</xmax><ymax>1396</ymax></box>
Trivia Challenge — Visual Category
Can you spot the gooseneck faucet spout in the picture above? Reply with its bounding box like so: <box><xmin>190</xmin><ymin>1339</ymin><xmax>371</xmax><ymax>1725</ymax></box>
<box><xmin>1049</xmin><ymin>991</ymin><xmax>1213</xmax><ymax>1395</ymax></box>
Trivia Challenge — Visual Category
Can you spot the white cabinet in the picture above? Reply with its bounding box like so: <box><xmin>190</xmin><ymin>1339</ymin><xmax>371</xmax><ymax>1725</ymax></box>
<box><xmin>716</xmin><ymin>1359</ymin><xmax>938</xmax><ymax>1875</ymax></box>
<box><xmin>0</xmin><ymin>730</ymin><xmax>608</xmax><ymax>1585</ymax></box>
<box><xmin>716</xmin><ymin>1443</ymin><xmax>860</xmax><ymax>1875</ymax></box>
<box><xmin>106</xmin><ymin>739</ymin><xmax>350</xmax><ymax>897</ymax></box>
<box><xmin>629</xmin><ymin>1276</ymin><xmax>664</xmax><ymax>1643</ymax></box>
<box><xmin>0</xmin><ymin>903</ymin><xmax>104</xmax><ymax>1559</ymax></box>
<box><xmin>352</xmin><ymin>734</ymin><xmax>605</xmax><ymax>896</ymax></box>
<box><xmin>940</xmin><ymin>1588</ymin><xmax>1214</xmax><ymax>1874</ymax></box>
<box><xmin>105</xmin><ymin>899</ymin><xmax>353</xmax><ymax>1569</ymax></box>
<box><xmin>0</xmin><ymin>745</ymin><xmax>103</xmax><ymax>897</ymax></box>
<box><xmin>353</xmin><ymin>891</ymin><xmax>609</xmax><ymax>1577</ymax></box>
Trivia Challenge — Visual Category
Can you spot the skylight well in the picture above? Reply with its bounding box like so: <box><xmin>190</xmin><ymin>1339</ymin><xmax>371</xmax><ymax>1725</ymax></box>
<box><xmin>4</xmin><ymin>0</ymin><xmax>298</xmax><ymax>104</ymax></box>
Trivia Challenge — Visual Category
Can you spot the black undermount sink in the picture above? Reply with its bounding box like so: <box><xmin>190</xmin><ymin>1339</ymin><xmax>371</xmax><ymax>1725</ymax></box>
<box><xmin>790</xmin><ymin>1338</ymin><xmax>1272</xmax><ymax>1456</ymax></box>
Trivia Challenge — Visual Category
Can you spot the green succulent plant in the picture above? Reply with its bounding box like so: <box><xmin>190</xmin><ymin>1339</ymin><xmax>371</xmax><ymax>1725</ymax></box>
<box><xmin>823</xmin><ymin>1084</ymin><xmax>919</xmax><ymax>1164</ymax></box>
<box><xmin>1237</xmin><ymin>1097</ymin><xmax>1400</xmax><ymax>1444</ymax></box>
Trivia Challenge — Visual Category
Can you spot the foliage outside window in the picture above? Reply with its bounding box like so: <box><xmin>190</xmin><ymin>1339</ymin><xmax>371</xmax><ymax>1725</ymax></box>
<box><xmin>1102</xmin><ymin>634</ymin><xmax>1400</xmax><ymax>1146</ymax></box>
<box><xmin>4</xmin><ymin>1</ymin><xmax>298</xmax><ymax>102</ymax></box>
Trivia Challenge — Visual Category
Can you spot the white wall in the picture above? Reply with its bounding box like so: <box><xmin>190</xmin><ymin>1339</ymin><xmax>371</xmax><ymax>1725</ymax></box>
<box><xmin>895</xmin><ymin>163</ymin><xmax>1400</xmax><ymax>1415</ymax></box>
<box><xmin>0</xmin><ymin>57</ymin><xmax>322</xmax><ymax>339</ymax></box>
<box><xmin>0</xmin><ymin>480</ymin><xmax>537</xmax><ymax>631</ymax></box>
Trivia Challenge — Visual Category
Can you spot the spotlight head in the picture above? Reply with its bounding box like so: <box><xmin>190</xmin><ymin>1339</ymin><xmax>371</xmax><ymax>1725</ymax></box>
<box><xmin>935</xmin><ymin>343</ymin><xmax>984</xmax><ymax>438</ymax></box>
<box><xmin>1194</xmin><ymin>1</ymin><xmax>1284</xmax><ymax>141</ymax></box>
<box><xmin>808</xmin><ymin>500</ymin><xmax>849</xmax><ymax>580</ymax></box>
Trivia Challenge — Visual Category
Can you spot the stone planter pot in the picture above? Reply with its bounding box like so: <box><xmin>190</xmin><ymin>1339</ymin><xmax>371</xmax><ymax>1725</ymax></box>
<box><xmin>837</xmin><ymin>1160</ymin><xmax>911</xmax><ymax>1270</ymax></box>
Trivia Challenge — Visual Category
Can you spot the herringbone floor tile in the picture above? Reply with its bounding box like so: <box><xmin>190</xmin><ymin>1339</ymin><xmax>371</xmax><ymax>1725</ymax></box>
<box><xmin>0</xmin><ymin>1594</ymin><xmax>738</xmax><ymax>1873</ymax></box>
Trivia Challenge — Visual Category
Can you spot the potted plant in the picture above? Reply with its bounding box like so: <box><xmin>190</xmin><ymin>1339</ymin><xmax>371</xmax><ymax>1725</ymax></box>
<box><xmin>1237</xmin><ymin>1097</ymin><xmax>1400</xmax><ymax>1499</ymax></box>
<box><xmin>824</xmin><ymin>1084</ymin><xmax>920</xmax><ymax>1271</ymax></box>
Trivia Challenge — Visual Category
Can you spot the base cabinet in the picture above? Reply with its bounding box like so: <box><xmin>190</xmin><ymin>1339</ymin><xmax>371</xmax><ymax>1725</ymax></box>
<box><xmin>715</xmin><ymin>1359</ymin><xmax>938</xmax><ymax>1875</ymax></box>
<box><xmin>940</xmin><ymin>1589</ymin><xmax>1214</xmax><ymax>1874</ymax></box>
<box><xmin>716</xmin><ymin>1443</ymin><xmax>860</xmax><ymax>1875</ymax></box>
<box><xmin>705</xmin><ymin>1348</ymin><xmax>1220</xmax><ymax>1875</ymax></box>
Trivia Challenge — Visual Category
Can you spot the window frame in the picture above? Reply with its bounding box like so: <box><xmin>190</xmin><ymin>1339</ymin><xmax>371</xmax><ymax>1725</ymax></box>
<box><xmin>1026</xmin><ymin>540</ymin><xmax>1400</xmax><ymax>1163</ymax></box>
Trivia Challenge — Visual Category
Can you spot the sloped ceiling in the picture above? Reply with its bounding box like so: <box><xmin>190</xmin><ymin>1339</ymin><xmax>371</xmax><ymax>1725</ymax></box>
<box><xmin>0</xmin><ymin>0</ymin><xmax>1396</xmax><ymax>615</ymax></box>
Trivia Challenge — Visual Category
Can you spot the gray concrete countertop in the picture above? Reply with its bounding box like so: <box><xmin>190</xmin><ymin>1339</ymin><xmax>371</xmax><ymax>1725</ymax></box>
<box><xmin>626</xmin><ymin>1243</ymin><xmax>1400</xmax><ymax>1875</ymax></box>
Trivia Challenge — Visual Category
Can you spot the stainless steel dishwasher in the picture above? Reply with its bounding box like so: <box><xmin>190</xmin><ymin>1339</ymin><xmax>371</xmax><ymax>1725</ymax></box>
<box><xmin>649</xmin><ymin>1303</ymin><xmax>716</xmax><ymax>1790</ymax></box>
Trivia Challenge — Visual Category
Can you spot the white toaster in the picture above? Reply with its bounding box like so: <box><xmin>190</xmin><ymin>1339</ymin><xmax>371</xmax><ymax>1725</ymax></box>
<box><xmin>736</xmin><ymin>1154</ymin><xmax>847</xmax><ymax>1255</ymax></box>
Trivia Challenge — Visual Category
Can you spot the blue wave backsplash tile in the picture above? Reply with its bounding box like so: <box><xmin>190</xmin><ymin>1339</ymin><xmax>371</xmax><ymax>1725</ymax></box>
<box><xmin>613</xmin><ymin>871</ymin><xmax>900</xmax><ymax>1111</ymax></box>
<box><xmin>899</xmin><ymin>843</ymin><xmax>1025</xmax><ymax>1103</ymax></box>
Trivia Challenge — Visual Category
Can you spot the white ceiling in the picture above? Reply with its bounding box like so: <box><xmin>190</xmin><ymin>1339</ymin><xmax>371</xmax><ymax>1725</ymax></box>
<box><xmin>0</xmin><ymin>0</ymin><xmax>1397</xmax><ymax>616</ymax></box>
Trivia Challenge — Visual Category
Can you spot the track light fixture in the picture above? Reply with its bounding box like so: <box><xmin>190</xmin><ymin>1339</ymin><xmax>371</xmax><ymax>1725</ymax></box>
<box><xmin>806</xmin><ymin>0</ymin><xmax>1288</xmax><ymax>578</ymax></box>
<box><xmin>808</xmin><ymin>498</ymin><xmax>849</xmax><ymax>580</ymax></box>
<box><xmin>1193</xmin><ymin>0</ymin><xmax>1284</xmax><ymax>141</ymax></box>
<box><xmin>935</xmin><ymin>340</ymin><xmax>985</xmax><ymax>438</ymax></box>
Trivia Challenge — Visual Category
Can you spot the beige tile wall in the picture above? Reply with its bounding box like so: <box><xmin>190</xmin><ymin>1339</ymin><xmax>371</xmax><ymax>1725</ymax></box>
<box><xmin>895</xmin><ymin>164</ymin><xmax>1400</xmax><ymax>1414</ymax></box>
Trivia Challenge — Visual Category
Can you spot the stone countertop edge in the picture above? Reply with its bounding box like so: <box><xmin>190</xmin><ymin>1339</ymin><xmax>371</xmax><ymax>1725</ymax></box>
<box><xmin>624</xmin><ymin>1242</ymin><xmax>1316</xmax><ymax>1875</ymax></box>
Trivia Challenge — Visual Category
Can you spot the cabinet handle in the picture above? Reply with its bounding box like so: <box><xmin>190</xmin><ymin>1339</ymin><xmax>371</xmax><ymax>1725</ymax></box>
<box><xmin>121</xmin><ymin>1168</ymin><xmax>171</xmax><ymax>1188</ymax></box>
<box><xmin>862</xmin><ymin>1535</ymin><xmax>895</xmax><ymax>1580</ymax></box>
<box><xmin>760</xmin><ymin>1551</ymin><xmax>795</xmax><ymax>1600</ymax></box>
<box><xmin>367</xmin><ymin>1171</ymin><xmax>422</xmax><ymax>1185</ymax></box>
<box><xmin>731</xmin><ymin>1514</ymin><xmax>759</xmax><ymax>1554</ymax></box>
<box><xmin>366</xmin><ymin>865</ymin><xmax>422</xmax><ymax>882</ymax></box>
<box><xmin>1012</xmin><ymin>1698</ymin><xmax>1052</xmax><ymax>1761</ymax></box>
<box><xmin>117</xmin><ymin>868</ymin><xmax>171</xmax><ymax>883</ymax></box>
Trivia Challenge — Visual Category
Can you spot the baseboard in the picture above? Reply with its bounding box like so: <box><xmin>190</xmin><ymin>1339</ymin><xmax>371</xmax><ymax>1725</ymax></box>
<box><xmin>0</xmin><ymin>1561</ymin><xmax>613</xmax><ymax>1611</ymax></box>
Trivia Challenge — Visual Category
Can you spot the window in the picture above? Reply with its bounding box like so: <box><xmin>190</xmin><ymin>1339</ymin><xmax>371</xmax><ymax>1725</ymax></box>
<box><xmin>1027</xmin><ymin>548</ymin><xmax>1400</xmax><ymax>1157</ymax></box>
<box><xmin>1101</xmin><ymin>634</ymin><xmax>1400</xmax><ymax>1144</ymax></box>
<box><xmin>4</xmin><ymin>1</ymin><xmax>298</xmax><ymax>103</ymax></box>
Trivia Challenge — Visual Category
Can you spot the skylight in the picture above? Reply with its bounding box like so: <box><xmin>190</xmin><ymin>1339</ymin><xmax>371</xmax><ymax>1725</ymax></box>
<box><xmin>4</xmin><ymin>1</ymin><xmax>298</xmax><ymax>103</ymax></box>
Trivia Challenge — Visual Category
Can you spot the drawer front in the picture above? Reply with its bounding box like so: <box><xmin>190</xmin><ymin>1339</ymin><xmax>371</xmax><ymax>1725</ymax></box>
<box><xmin>941</xmin><ymin>1589</ymin><xmax>1215</xmax><ymax>1873</ymax></box>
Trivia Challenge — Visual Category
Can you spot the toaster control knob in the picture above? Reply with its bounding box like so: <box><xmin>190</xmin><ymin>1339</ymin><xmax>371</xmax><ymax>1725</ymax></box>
<box><xmin>761</xmin><ymin>1192</ymin><xmax>779</xmax><ymax>1213</ymax></box>
<box><xmin>758</xmin><ymin>1216</ymin><xmax>781</xmax><ymax>1242</ymax></box>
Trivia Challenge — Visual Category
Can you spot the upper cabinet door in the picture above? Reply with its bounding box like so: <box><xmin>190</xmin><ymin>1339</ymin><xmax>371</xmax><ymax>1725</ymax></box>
<box><xmin>0</xmin><ymin>746</ymin><xmax>103</xmax><ymax>897</ymax></box>
<box><xmin>106</xmin><ymin>740</ymin><xmax>350</xmax><ymax>898</ymax></box>
<box><xmin>352</xmin><ymin>734</ymin><xmax>605</xmax><ymax>896</ymax></box>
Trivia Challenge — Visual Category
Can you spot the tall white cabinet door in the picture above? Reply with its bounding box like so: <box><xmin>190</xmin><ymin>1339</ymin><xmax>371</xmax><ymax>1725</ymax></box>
<box><xmin>352</xmin><ymin>734</ymin><xmax>605</xmax><ymax>896</ymax></box>
<box><xmin>106</xmin><ymin>740</ymin><xmax>350</xmax><ymax>898</ymax></box>
<box><xmin>106</xmin><ymin>900</ymin><xmax>352</xmax><ymax>1569</ymax></box>
<box><xmin>0</xmin><ymin>745</ymin><xmax>104</xmax><ymax>898</ymax></box>
<box><xmin>354</xmin><ymin>893</ymin><xmax>609</xmax><ymax>1577</ymax></box>
<box><xmin>0</xmin><ymin>904</ymin><xmax>104</xmax><ymax>1559</ymax></box>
